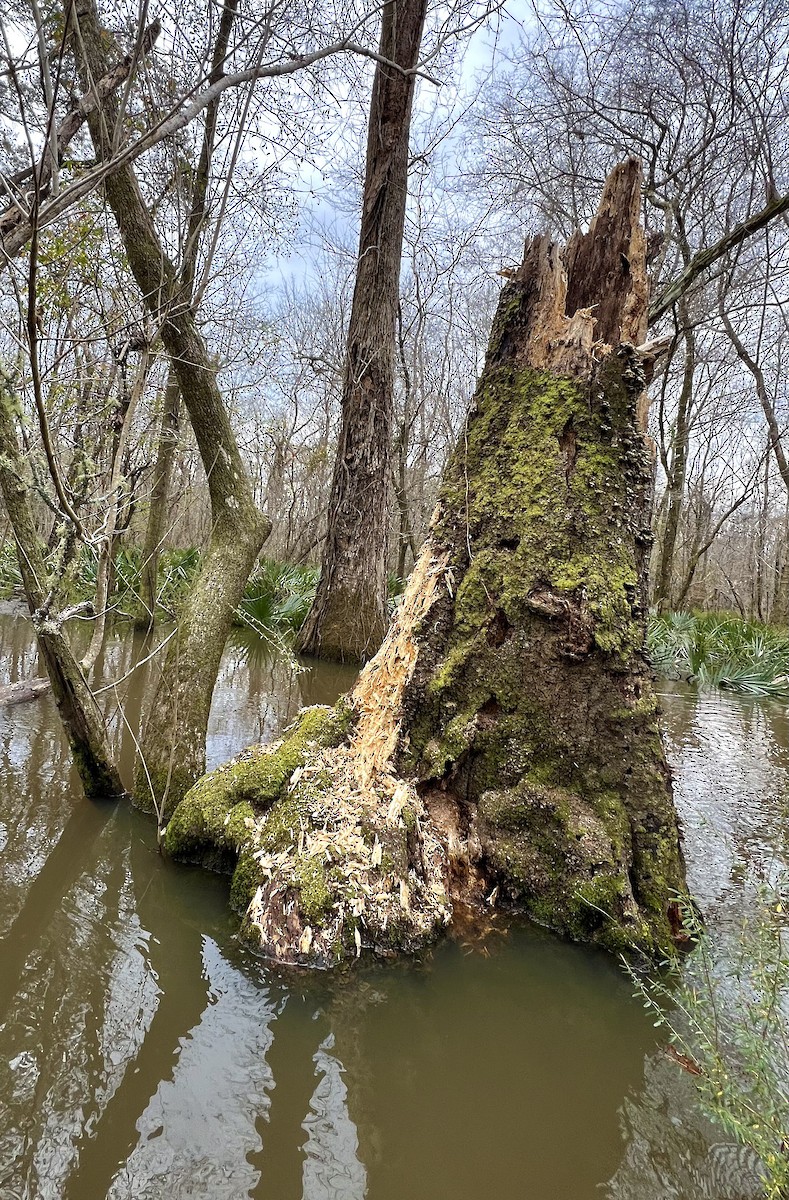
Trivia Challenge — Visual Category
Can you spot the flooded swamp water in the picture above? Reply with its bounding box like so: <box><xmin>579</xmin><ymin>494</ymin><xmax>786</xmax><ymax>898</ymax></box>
<box><xmin>0</xmin><ymin>603</ymin><xmax>786</xmax><ymax>1199</ymax></box>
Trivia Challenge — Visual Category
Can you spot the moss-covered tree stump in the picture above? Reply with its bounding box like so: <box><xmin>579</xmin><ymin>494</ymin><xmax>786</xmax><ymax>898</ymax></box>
<box><xmin>165</xmin><ymin>160</ymin><xmax>687</xmax><ymax>965</ymax></box>
<box><xmin>164</xmin><ymin>701</ymin><xmax>452</xmax><ymax>966</ymax></box>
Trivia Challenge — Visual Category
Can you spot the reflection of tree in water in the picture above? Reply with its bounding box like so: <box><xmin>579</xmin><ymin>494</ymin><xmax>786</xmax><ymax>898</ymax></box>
<box><xmin>209</xmin><ymin>633</ymin><xmax>357</xmax><ymax>764</ymax></box>
<box><xmin>248</xmin><ymin>975</ymin><xmax>367</xmax><ymax>1200</ymax></box>
<box><xmin>0</xmin><ymin>812</ymin><xmax>134</xmax><ymax>1199</ymax></box>
<box><xmin>324</xmin><ymin>932</ymin><xmax>665</xmax><ymax>1200</ymax></box>
<box><xmin>1</xmin><ymin>618</ymin><xmax>368</xmax><ymax>1200</ymax></box>
<box><xmin>605</xmin><ymin>1054</ymin><xmax>762</xmax><ymax>1200</ymax></box>
<box><xmin>4</xmin><ymin>623</ymin><xmax>787</xmax><ymax>1199</ymax></box>
<box><xmin>660</xmin><ymin>686</ymin><xmax>789</xmax><ymax>916</ymax></box>
<box><xmin>63</xmin><ymin>820</ymin><xmax>219</xmax><ymax>1200</ymax></box>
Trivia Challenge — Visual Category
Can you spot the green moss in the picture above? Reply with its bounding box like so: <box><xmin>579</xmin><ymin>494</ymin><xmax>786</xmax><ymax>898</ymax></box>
<box><xmin>230</xmin><ymin>850</ymin><xmax>263</xmax><ymax>911</ymax></box>
<box><xmin>401</xmin><ymin>803</ymin><xmax>417</xmax><ymax>832</ymax></box>
<box><xmin>589</xmin><ymin>791</ymin><xmax>630</xmax><ymax>859</ymax></box>
<box><xmin>135</xmin><ymin>761</ymin><xmax>197</xmax><ymax>819</ymax></box>
<box><xmin>164</xmin><ymin>702</ymin><xmax>351</xmax><ymax>868</ymax></box>
<box><xmin>294</xmin><ymin>700</ymin><xmax>355</xmax><ymax>748</ymax></box>
<box><xmin>162</xmin><ymin>762</ymin><xmax>254</xmax><ymax>861</ymax></box>
<box><xmin>432</xmin><ymin>361</ymin><xmax>650</xmax><ymax>664</ymax></box>
<box><xmin>257</xmin><ymin>792</ymin><xmax>307</xmax><ymax>853</ymax></box>
<box><xmin>474</xmin><ymin>735</ymin><xmax>678</xmax><ymax>956</ymax></box>
<box><xmin>293</xmin><ymin>855</ymin><xmax>332</xmax><ymax>924</ymax></box>
<box><xmin>407</xmin><ymin>363</ymin><xmax>654</xmax><ymax>777</ymax></box>
<box><xmin>571</xmin><ymin>874</ymin><xmax>626</xmax><ymax>929</ymax></box>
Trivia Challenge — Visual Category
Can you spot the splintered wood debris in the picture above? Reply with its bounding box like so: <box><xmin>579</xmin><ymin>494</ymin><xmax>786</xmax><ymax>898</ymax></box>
<box><xmin>244</xmin><ymin>742</ymin><xmax>451</xmax><ymax>967</ymax></box>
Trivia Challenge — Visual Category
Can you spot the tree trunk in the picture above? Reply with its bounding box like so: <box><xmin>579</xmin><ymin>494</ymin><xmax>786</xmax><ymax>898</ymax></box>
<box><xmin>773</xmin><ymin>553</ymin><xmax>789</xmax><ymax>627</ymax></box>
<box><xmin>82</xmin><ymin>347</ymin><xmax>150</xmax><ymax>671</ymax></box>
<box><xmin>772</xmin><ymin>497</ymin><xmax>789</xmax><ymax>627</ymax></box>
<box><xmin>0</xmin><ymin>372</ymin><xmax>124</xmax><ymax>799</ymax></box>
<box><xmin>74</xmin><ymin>0</ymin><xmax>270</xmax><ymax>818</ymax></box>
<box><xmin>369</xmin><ymin>159</ymin><xmax>687</xmax><ymax>954</ymax></box>
<box><xmin>654</xmin><ymin>311</ymin><xmax>694</xmax><ymax>611</ymax></box>
<box><xmin>754</xmin><ymin>443</ymin><xmax>770</xmax><ymax>622</ymax></box>
<box><xmin>135</xmin><ymin>0</ymin><xmax>235</xmax><ymax>636</ymax></box>
<box><xmin>296</xmin><ymin>0</ymin><xmax>428</xmax><ymax>662</ymax></box>
<box><xmin>136</xmin><ymin>369</ymin><xmax>180</xmax><ymax>630</ymax></box>
<box><xmin>165</xmin><ymin>161</ymin><xmax>688</xmax><ymax>966</ymax></box>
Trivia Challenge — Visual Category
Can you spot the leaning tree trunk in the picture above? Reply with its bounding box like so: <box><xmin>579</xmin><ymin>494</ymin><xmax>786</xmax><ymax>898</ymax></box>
<box><xmin>296</xmin><ymin>0</ymin><xmax>428</xmax><ymax>663</ymax></box>
<box><xmin>135</xmin><ymin>0</ymin><xmax>236</xmax><ymax>635</ymax></box>
<box><xmin>165</xmin><ymin>160</ymin><xmax>687</xmax><ymax>967</ymax></box>
<box><xmin>74</xmin><ymin>0</ymin><xmax>270</xmax><ymax>819</ymax></box>
<box><xmin>0</xmin><ymin>371</ymin><xmax>125</xmax><ymax>800</ymax></box>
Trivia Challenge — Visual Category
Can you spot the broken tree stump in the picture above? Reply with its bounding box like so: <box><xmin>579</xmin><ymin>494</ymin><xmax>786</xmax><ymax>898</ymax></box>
<box><xmin>165</xmin><ymin>159</ymin><xmax>687</xmax><ymax>965</ymax></box>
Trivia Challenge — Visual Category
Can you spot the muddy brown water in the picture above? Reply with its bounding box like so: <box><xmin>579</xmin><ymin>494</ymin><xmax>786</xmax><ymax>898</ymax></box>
<box><xmin>1</xmin><ymin>603</ymin><xmax>785</xmax><ymax>1199</ymax></box>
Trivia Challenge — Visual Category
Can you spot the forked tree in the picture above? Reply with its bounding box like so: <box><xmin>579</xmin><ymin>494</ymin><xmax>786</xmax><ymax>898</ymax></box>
<box><xmin>72</xmin><ymin>0</ymin><xmax>272</xmax><ymax>818</ymax></box>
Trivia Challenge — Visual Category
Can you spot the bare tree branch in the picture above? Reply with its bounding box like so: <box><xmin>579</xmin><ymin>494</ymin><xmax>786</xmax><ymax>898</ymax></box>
<box><xmin>649</xmin><ymin>190</ymin><xmax>789</xmax><ymax>325</ymax></box>
<box><xmin>0</xmin><ymin>17</ymin><xmax>162</xmax><ymax>252</ymax></box>
<box><xmin>0</xmin><ymin>31</ymin><xmax>441</xmax><ymax>267</ymax></box>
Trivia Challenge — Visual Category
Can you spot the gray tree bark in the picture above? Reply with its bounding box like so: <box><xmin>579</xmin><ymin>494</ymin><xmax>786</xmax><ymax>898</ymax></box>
<box><xmin>136</xmin><ymin>369</ymin><xmax>180</xmax><ymax>629</ymax></box>
<box><xmin>135</xmin><ymin>0</ymin><xmax>238</xmax><ymax>635</ymax></box>
<box><xmin>654</xmin><ymin>310</ymin><xmax>694</xmax><ymax>610</ymax></box>
<box><xmin>296</xmin><ymin>0</ymin><xmax>428</xmax><ymax>662</ymax></box>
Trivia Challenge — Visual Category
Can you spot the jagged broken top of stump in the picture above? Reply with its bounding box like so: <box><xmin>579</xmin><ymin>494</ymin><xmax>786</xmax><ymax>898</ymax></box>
<box><xmin>489</xmin><ymin>158</ymin><xmax>649</xmax><ymax>379</ymax></box>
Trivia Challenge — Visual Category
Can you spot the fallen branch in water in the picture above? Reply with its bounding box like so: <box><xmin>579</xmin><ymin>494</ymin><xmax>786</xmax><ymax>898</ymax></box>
<box><xmin>0</xmin><ymin>677</ymin><xmax>51</xmax><ymax>705</ymax></box>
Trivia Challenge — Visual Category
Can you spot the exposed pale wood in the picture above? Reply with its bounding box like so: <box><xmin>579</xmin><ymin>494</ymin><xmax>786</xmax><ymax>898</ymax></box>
<box><xmin>351</xmin><ymin>539</ymin><xmax>450</xmax><ymax>785</ymax></box>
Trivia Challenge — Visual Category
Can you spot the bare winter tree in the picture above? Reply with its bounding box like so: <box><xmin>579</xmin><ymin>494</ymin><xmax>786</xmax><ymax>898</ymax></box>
<box><xmin>0</xmin><ymin>0</ymin><xmax>443</xmax><ymax>807</ymax></box>
<box><xmin>296</xmin><ymin>0</ymin><xmax>430</xmax><ymax>663</ymax></box>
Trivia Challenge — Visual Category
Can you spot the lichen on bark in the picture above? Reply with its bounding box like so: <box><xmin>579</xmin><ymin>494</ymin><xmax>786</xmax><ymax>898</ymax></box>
<box><xmin>166</xmin><ymin>159</ymin><xmax>688</xmax><ymax>966</ymax></box>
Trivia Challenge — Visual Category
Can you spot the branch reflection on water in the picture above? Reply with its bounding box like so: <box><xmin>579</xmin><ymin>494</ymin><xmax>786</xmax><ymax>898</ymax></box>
<box><xmin>0</xmin><ymin>614</ymin><xmax>784</xmax><ymax>1199</ymax></box>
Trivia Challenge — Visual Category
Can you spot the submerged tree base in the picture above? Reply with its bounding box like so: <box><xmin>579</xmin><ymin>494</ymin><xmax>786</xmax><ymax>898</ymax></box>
<box><xmin>165</xmin><ymin>160</ymin><xmax>688</xmax><ymax>967</ymax></box>
<box><xmin>164</xmin><ymin>699</ymin><xmax>452</xmax><ymax>966</ymax></box>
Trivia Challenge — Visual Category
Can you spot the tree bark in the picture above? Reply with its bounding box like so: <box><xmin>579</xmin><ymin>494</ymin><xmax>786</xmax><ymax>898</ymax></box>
<box><xmin>165</xmin><ymin>161</ymin><xmax>688</xmax><ymax>966</ymax></box>
<box><xmin>296</xmin><ymin>0</ymin><xmax>428</xmax><ymax>663</ymax></box>
<box><xmin>0</xmin><ymin>372</ymin><xmax>124</xmax><ymax>799</ymax></box>
<box><xmin>82</xmin><ymin>347</ymin><xmax>150</xmax><ymax>670</ymax></box>
<box><xmin>136</xmin><ymin>368</ymin><xmax>180</xmax><ymax>630</ymax></box>
<box><xmin>360</xmin><ymin>159</ymin><xmax>687</xmax><ymax>954</ymax></box>
<box><xmin>773</xmin><ymin>549</ymin><xmax>789</xmax><ymax>627</ymax></box>
<box><xmin>654</xmin><ymin>311</ymin><xmax>694</xmax><ymax>610</ymax></box>
<box><xmin>73</xmin><ymin>0</ymin><xmax>270</xmax><ymax>818</ymax></box>
<box><xmin>134</xmin><ymin>0</ymin><xmax>235</xmax><ymax>633</ymax></box>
